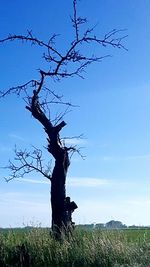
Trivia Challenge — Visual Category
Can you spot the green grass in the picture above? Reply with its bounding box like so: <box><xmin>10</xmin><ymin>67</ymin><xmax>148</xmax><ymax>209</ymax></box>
<box><xmin>1</xmin><ymin>227</ymin><xmax>150</xmax><ymax>266</ymax></box>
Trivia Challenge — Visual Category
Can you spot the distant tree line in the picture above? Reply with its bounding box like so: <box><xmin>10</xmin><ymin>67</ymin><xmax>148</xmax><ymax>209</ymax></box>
<box><xmin>77</xmin><ymin>220</ymin><xmax>150</xmax><ymax>230</ymax></box>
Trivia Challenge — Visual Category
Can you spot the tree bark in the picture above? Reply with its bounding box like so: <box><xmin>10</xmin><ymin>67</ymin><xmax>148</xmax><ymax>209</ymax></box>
<box><xmin>51</xmin><ymin>148</ymin><xmax>70</xmax><ymax>236</ymax></box>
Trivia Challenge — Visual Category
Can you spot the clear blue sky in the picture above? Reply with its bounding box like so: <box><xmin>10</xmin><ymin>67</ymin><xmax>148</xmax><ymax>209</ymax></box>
<box><xmin>1</xmin><ymin>0</ymin><xmax>150</xmax><ymax>227</ymax></box>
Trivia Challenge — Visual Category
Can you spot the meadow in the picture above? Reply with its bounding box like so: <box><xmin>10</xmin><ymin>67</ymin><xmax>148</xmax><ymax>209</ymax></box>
<box><xmin>0</xmin><ymin>227</ymin><xmax>150</xmax><ymax>267</ymax></box>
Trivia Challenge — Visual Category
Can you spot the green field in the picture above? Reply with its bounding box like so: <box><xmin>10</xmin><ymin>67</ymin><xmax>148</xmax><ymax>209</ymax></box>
<box><xmin>1</xmin><ymin>227</ymin><xmax>150</xmax><ymax>266</ymax></box>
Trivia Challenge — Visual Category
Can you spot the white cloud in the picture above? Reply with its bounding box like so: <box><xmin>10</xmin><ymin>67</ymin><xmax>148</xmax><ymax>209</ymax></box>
<box><xmin>16</xmin><ymin>178</ymin><xmax>49</xmax><ymax>184</ymax></box>
<box><xmin>15</xmin><ymin>176</ymin><xmax>110</xmax><ymax>188</ymax></box>
<box><xmin>67</xmin><ymin>177</ymin><xmax>110</xmax><ymax>187</ymax></box>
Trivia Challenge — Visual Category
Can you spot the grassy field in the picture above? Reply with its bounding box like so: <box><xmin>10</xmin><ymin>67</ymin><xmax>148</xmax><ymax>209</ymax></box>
<box><xmin>0</xmin><ymin>227</ymin><xmax>150</xmax><ymax>266</ymax></box>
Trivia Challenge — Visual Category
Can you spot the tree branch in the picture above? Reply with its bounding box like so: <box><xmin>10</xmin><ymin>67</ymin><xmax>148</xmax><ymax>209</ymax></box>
<box><xmin>3</xmin><ymin>147</ymin><xmax>52</xmax><ymax>182</ymax></box>
<box><xmin>0</xmin><ymin>30</ymin><xmax>63</xmax><ymax>59</ymax></box>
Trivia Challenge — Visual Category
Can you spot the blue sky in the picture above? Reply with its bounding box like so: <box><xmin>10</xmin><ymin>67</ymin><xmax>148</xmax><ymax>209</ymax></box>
<box><xmin>1</xmin><ymin>0</ymin><xmax>150</xmax><ymax>227</ymax></box>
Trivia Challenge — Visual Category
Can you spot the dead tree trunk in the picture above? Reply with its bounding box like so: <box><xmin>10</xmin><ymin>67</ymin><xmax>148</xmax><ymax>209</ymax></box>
<box><xmin>26</xmin><ymin>90</ymin><xmax>77</xmax><ymax>237</ymax></box>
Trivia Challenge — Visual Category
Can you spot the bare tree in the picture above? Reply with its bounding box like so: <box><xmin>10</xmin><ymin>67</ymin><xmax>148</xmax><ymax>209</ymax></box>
<box><xmin>0</xmin><ymin>0</ymin><xmax>127</xmax><ymax>238</ymax></box>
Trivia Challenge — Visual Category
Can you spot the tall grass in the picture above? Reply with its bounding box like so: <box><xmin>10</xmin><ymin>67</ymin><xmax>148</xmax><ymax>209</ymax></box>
<box><xmin>0</xmin><ymin>227</ymin><xmax>150</xmax><ymax>266</ymax></box>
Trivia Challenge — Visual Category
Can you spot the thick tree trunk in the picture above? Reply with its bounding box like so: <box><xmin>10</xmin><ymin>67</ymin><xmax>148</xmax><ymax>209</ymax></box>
<box><xmin>51</xmin><ymin>148</ymin><xmax>69</xmax><ymax>236</ymax></box>
<box><xmin>26</xmin><ymin>91</ymin><xmax>77</xmax><ymax>238</ymax></box>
